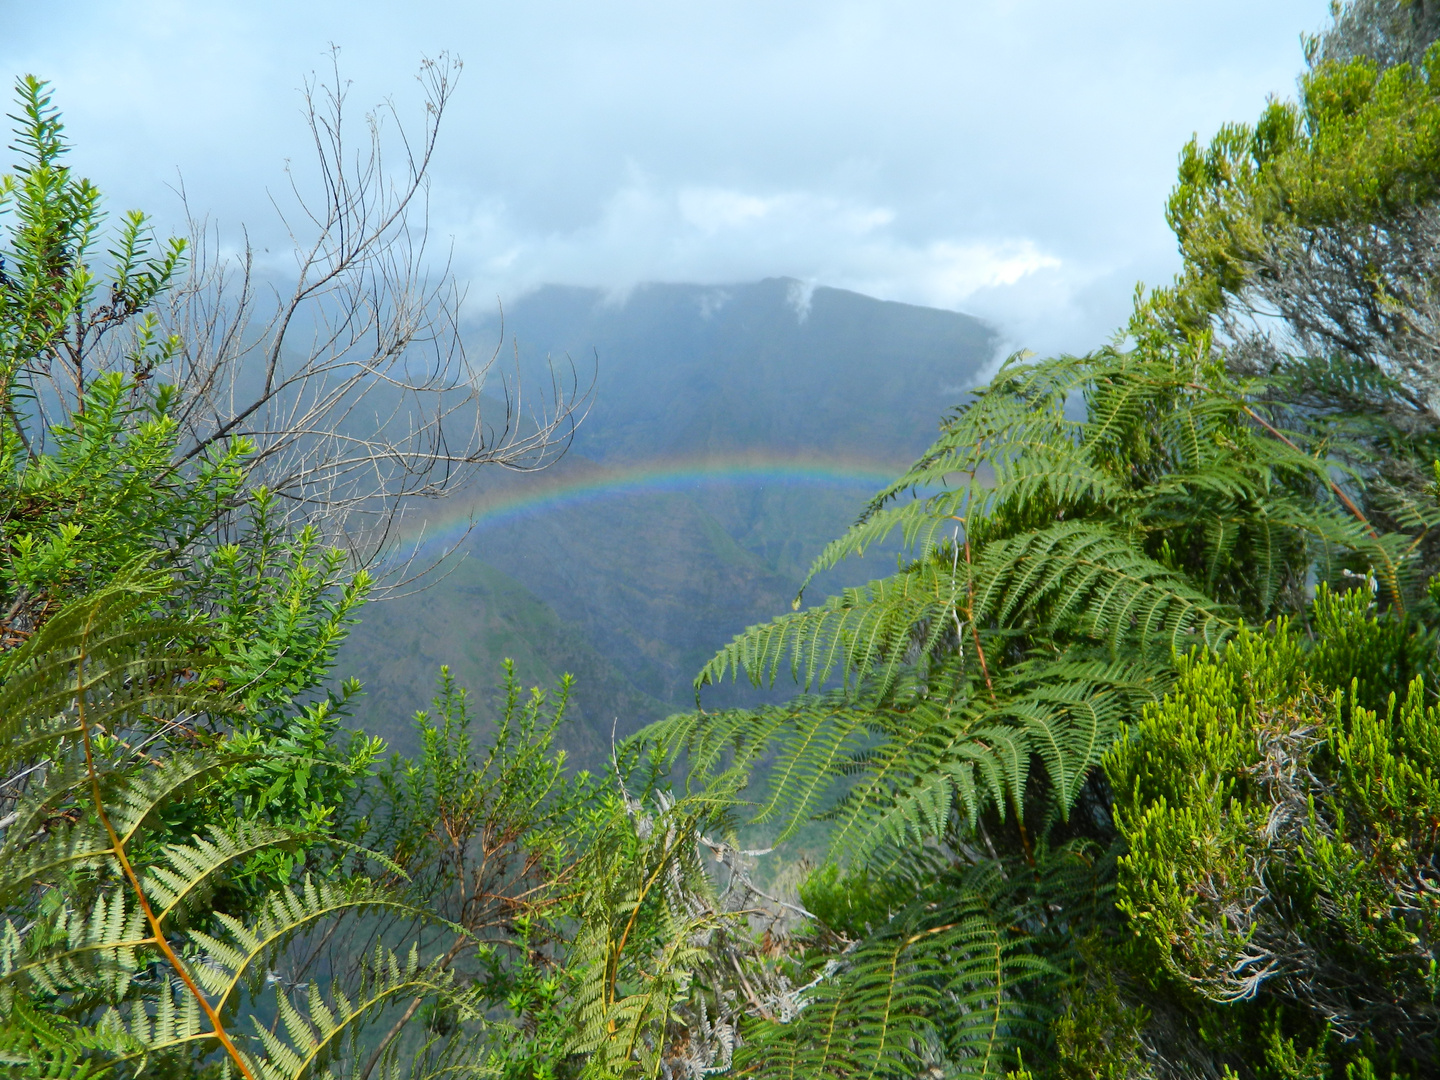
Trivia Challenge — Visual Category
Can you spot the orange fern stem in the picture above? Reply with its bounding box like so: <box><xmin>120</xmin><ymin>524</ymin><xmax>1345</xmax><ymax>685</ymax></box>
<box><xmin>74</xmin><ymin>637</ymin><xmax>258</xmax><ymax>1080</ymax></box>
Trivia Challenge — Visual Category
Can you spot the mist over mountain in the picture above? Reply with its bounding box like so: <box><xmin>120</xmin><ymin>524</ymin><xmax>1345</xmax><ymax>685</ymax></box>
<box><xmin>341</xmin><ymin>279</ymin><xmax>995</xmax><ymax>761</ymax></box>
<box><xmin>493</xmin><ymin>278</ymin><xmax>996</xmax><ymax>465</ymax></box>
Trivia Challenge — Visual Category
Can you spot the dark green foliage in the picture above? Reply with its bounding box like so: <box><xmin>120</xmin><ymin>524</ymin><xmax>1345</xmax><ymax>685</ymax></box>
<box><xmin>1046</xmin><ymin>969</ymin><xmax>1148</xmax><ymax>1080</ymax></box>
<box><xmin>735</xmin><ymin>895</ymin><xmax>1048</xmax><ymax>1079</ymax></box>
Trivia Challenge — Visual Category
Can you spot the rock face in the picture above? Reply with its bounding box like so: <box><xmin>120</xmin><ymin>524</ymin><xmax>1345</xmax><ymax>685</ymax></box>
<box><xmin>340</xmin><ymin>279</ymin><xmax>995</xmax><ymax>764</ymax></box>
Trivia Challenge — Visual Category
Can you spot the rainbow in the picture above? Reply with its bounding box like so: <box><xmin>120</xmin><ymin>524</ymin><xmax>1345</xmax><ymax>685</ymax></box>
<box><xmin>398</xmin><ymin>455</ymin><xmax>910</xmax><ymax>552</ymax></box>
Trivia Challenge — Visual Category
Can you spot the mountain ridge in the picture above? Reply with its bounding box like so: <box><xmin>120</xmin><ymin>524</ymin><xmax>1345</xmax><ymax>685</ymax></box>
<box><xmin>342</xmin><ymin>279</ymin><xmax>997</xmax><ymax>764</ymax></box>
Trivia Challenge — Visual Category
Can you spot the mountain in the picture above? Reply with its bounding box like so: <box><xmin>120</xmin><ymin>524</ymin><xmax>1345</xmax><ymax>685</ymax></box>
<box><xmin>501</xmin><ymin>278</ymin><xmax>994</xmax><ymax>464</ymax></box>
<box><xmin>340</xmin><ymin>279</ymin><xmax>996</xmax><ymax>764</ymax></box>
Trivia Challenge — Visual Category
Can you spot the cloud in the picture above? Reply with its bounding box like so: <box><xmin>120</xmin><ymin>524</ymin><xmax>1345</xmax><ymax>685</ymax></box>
<box><xmin>836</xmin><ymin>238</ymin><xmax>1062</xmax><ymax>309</ymax></box>
<box><xmin>3</xmin><ymin>0</ymin><xmax>1335</xmax><ymax>356</ymax></box>
<box><xmin>787</xmin><ymin>279</ymin><xmax>816</xmax><ymax>323</ymax></box>
<box><xmin>441</xmin><ymin>178</ymin><xmax>1067</xmax><ymax>332</ymax></box>
<box><xmin>678</xmin><ymin>189</ymin><xmax>779</xmax><ymax>232</ymax></box>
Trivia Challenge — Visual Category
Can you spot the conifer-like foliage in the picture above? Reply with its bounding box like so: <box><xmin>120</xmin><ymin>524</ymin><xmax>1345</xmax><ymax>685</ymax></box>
<box><xmin>1108</xmin><ymin>587</ymin><xmax>1440</xmax><ymax>1074</ymax></box>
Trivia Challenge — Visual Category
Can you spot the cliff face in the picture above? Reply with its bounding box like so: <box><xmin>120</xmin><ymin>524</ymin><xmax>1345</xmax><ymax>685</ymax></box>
<box><xmin>340</xmin><ymin>279</ymin><xmax>995</xmax><ymax>764</ymax></box>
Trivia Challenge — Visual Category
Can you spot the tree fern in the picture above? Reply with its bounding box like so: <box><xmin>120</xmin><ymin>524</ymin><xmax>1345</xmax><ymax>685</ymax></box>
<box><xmin>669</xmin><ymin>347</ymin><xmax>1410</xmax><ymax>862</ymax></box>
<box><xmin>629</xmin><ymin>343</ymin><xmax>1433</xmax><ymax>1078</ymax></box>
<box><xmin>0</xmin><ymin>566</ymin><xmax>483</xmax><ymax>1080</ymax></box>
<box><xmin>735</xmin><ymin>892</ymin><xmax>1050</xmax><ymax>1079</ymax></box>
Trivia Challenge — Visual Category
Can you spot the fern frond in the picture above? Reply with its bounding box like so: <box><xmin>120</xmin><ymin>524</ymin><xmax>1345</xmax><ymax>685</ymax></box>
<box><xmin>699</xmin><ymin>562</ymin><xmax>954</xmax><ymax>697</ymax></box>
<box><xmin>0</xmin><ymin>752</ymin><xmax>256</xmax><ymax>909</ymax></box>
<box><xmin>657</xmin><ymin>652</ymin><xmax>1157</xmax><ymax>867</ymax></box>
<box><xmin>187</xmin><ymin>877</ymin><xmax>438</xmax><ymax>1014</ymax></box>
<box><xmin>735</xmin><ymin>894</ymin><xmax>1049</xmax><ymax>1078</ymax></box>
<box><xmin>0</xmin><ymin>885</ymin><xmax>149</xmax><ymax>1005</ymax></box>
<box><xmin>2</xmin><ymin>872</ymin><xmax>468</xmax><ymax>1078</ymax></box>
<box><xmin>969</xmin><ymin>521</ymin><xmax>1236</xmax><ymax>654</ymax></box>
<box><xmin>0</xmin><ymin>562</ymin><xmax>231</xmax><ymax>772</ymax></box>
<box><xmin>0</xmin><ymin>995</ymin><xmax>141</xmax><ymax>1080</ymax></box>
<box><xmin>238</xmin><ymin>943</ymin><xmax>481</xmax><ymax>1080</ymax></box>
<box><xmin>0</xmin><ymin>823</ymin><xmax>322</xmax><ymax>1014</ymax></box>
<box><xmin>711</xmin><ymin>523</ymin><xmax>1238</xmax><ymax>711</ymax></box>
<box><xmin>679</xmin><ymin>344</ymin><xmax>1409</xmax><ymax>881</ymax></box>
<box><xmin>145</xmin><ymin>822</ymin><xmax>302</xmax><ymax>924</ymax></box>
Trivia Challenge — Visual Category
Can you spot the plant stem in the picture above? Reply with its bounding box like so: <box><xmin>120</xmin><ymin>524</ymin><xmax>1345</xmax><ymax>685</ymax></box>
<box><xmin>75</xmin><ymin>637</ymin><xmax>257</xmax><ymax>1080</ymax></box>
<box><xmin>951</xmin><ymin>515</ymin><xmax>996</xmax><ymax>701</ymax></box>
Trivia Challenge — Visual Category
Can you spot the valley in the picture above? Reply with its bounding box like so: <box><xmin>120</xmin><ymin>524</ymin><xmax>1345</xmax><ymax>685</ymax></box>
<box><xmin>340</xmin><ymin>278</ymin><xmax>996</xmax><ymax>762</ymax></box>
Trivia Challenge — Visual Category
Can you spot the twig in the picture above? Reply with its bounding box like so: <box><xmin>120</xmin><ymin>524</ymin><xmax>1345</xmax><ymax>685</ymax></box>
<box><xmin>697</xmin><ymin>835</ymin><xmax>815</xmax><ymax>920</ymax></box>
<box><xmin>1234</xmin><ymin>396</ymin><xmax>1377</xmax><ymax>537</ymax></box>
<box><xmin>358</xmin><ymin>994</ymin><xmax>425</xmax><ymax>1080</ymax></box>
<box><xmin>729</xmin><ymin>953</ymin><xmax>775</xmax><ymax>1021</ymax></box>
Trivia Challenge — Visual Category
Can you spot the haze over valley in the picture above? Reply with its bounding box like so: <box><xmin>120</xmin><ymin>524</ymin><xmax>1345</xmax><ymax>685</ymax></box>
<box><xmin>343</xmin><ymin>278</ymin><xmax>995</xmax><ymax>760</ymax></box>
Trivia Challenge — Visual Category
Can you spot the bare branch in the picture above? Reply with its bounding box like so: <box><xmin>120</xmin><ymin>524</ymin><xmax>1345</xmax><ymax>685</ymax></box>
<box><xmin>36</xmin><ymin>52</ymin><xmax>591</xmax><ymax>585</ymax></box>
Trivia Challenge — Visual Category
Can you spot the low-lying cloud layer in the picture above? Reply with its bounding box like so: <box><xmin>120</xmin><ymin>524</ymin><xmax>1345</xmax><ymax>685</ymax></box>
<box><xmin>5</xmin><ymin>0</ymin><xmax>1331</xmax><ymax>355</ymax></box>
<box><xmin>444</xmin><ymin>178</ymin><xmax>1060</xmax><ymax>308</ymax></box>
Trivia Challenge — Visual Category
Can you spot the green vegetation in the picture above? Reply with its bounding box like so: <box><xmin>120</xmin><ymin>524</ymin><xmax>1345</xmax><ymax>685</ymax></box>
<box><xmin>10</xmin><ymin>1</ymin><xmax>1440</xmax><ymax>1077</ymax></box>
<box><xmin>1108</xmin><ymin>588</ymin><xmax>1440</xmax><ymax>1065</ymax></box>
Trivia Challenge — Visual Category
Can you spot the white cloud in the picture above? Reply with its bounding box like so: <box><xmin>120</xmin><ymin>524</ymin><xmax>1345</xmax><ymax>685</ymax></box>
<box><xmin>678</xmin><ymin>189</ymin><xmax>778</xmax><ymax>232</ymax></box>
<box><xmin>441</xmin><ymin>179</ymin><xmax>1068</xmax><ymax>337</ymax></box>
<box><xmin>675</xmin><ymin>186</ymin><xmax>895</xmax><ymax>238</ymax></box>
<box><xmin>3</xmin><ymin>0</ymin><xmax>1335</xmax><ymax>356</ymax></box>
<box><xmin>787</xmin><ymin>279</ymin><xmax>817</xmax><ymax>323</ymax></box>
<box><xmin>837</xmin><ymin>238</ymin><xmax>1062</xmax><ymax>310</ymax></box>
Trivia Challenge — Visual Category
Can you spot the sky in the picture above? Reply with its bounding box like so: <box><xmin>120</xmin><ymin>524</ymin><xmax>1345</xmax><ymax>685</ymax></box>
<box><xmin>4</xmin><ymin>0</ymin><xmax>1332</xmax><ymax>357</ymax></box>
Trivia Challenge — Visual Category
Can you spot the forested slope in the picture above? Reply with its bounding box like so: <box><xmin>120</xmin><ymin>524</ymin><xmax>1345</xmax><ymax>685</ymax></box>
<box><xmin>343</xmin><ymin>280</ymin><xmax>995</xmax><ymax>761</ymax></box>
